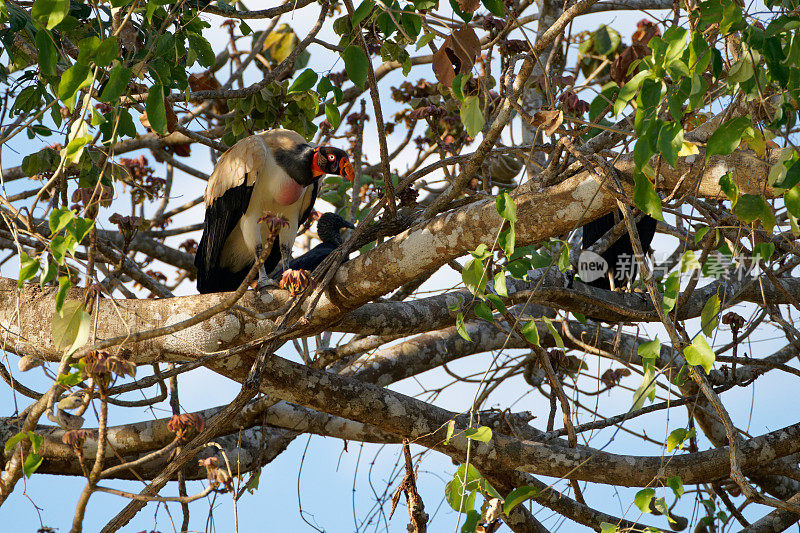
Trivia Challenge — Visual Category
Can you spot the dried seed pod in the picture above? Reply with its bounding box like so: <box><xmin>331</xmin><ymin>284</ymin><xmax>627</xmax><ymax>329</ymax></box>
<box><xmin>62</xmin><ymin>428</ymin><xmax>93</xmax><ymax>449</ymax></box>
<box><xmin>279</xmin><ymin>269</ymin><xmax>317</xmax><ymax>296</ymax></box>
<box><xmin>168</xmin><ymin>413</ymin><xmax>206</xmax><ymax>441</ymax></box>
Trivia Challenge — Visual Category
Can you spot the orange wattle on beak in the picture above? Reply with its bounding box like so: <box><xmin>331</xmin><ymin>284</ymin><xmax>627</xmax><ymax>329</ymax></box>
<box><xmin>342</xmin><ymin>159</ymin><xmax>355</xmax><ymax>182</ymax></box>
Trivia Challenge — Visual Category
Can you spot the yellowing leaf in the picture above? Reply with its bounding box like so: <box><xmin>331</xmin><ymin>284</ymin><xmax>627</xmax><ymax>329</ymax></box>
<box><xmin>52</xmin><ymin>300</ymin><xmax>91</xmax><ymax>355</ymax></box>
<box><xmin>678</xmin><ymin>141</ymin><xmax>699</xmax><ymax>156</ymax></box>
<box><xmin>684</xmin><ymin>335</ymin><xmax>715</xmax><ymax>373</ymax></box>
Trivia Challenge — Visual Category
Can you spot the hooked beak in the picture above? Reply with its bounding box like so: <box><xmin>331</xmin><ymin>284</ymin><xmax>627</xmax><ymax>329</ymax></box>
<box><xmin>341</xmin><ymin>159</ymin><xmax>355</xmax><ymax>182</ymax></box>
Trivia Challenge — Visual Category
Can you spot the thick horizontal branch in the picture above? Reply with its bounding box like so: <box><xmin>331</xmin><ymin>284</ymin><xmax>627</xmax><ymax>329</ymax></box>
<box><xmin>212</xmin><ymin>350</ymin><xmax>800</xmax><ymax>488</ymax></box>
<box><xmin>0</xmin><ymin>147</ymin><xmax>784</xmax><ymax>364</ymax></box>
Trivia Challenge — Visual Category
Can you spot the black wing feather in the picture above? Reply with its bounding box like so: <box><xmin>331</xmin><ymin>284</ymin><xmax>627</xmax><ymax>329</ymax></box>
<box><xmin>582</xmin><ymin>210</ymin><xmax>657</xmax><ymax>289</ymax></box>
<box><xmin>195</xmin><ymin>183</ymin><xmax>253</xmax><ymax>294</ymax></box>
<box><xmin>299</xmin><ymin>180</ymin><xmax>319</xmax><ymax>227</ymax></box>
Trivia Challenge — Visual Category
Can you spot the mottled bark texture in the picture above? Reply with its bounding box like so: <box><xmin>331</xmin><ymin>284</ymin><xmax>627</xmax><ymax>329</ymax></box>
<box><xmin>0</xmin><ymin>152</ymin><xmax>780</xmax><ymax>366</ymax></box>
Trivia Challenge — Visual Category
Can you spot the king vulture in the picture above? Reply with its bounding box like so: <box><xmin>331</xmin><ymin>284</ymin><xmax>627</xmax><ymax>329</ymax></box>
<box><xmin>581</xmin><ymin>210</ymin><xmax>657</xmax><ymax>290</ymax></box>
<box><xmin>194</xmin><ymin>129</ymin><xmax>354</xmax><ymax>293</ymax></box>
<box><xmin>271</xmin><ymin>212</ymin><xmax>355</xmax><ymax>279</ymax></box>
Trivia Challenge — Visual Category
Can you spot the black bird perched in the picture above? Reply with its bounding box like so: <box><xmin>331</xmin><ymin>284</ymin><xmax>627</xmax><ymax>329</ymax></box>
<box><xmin>581</xmin><ymin>210</ymin><xmax>657</xmax><ymax>290</ymax></box>
<box><xmin>194</xmin><ymin>129</ymin><xmax>355</xmax><ymax>294</ymax></box>
<box><xmin>271</xmin><ymin>213</ymin><xmax>355</xmax><ymax>279</ymax></box>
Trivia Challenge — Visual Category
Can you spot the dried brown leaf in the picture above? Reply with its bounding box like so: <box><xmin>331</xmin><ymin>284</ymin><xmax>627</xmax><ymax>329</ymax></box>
<box><xmin>532</xmin><ymin>109</ymin><xmax>563</xmax><ymax>136</ymax></box>
<box><xmin>457</xmin><ymin>0</ymin><xmax>480</xmax><ymax>12</ymax></box>
<box><xmin>432</xmin><ymin>26</ymin><xmax>481</xmax><ymax>86</ymax></box>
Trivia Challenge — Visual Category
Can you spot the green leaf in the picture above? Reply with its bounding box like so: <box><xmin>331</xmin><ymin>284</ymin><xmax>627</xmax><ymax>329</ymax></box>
<box><xmin>633</xmin><ymin>171</ymin><xmax>664</xmax><ymax>221</ymax></box>
<box><xmin>662</xmin><ymin>271</ymin><xmax>679</xmax><ymax>312</ymax></box>
<box><xmin>701</xmin><ymin>294</ymin><xmax>720</xmax><ymax>337</ymax></box>
<box><xmin>56</xmin><ymin>370</ymin><xmax>83</xmax><ymax>387</ymax></box>
<box><xmin>705</xmin><ymin>116</ymin><xmax>752</xmax><ymax>161</ymax></box>
<box><xmin>31</xmin><ymin>0</ymin><xmax>69</xmax><ymax>29</ymax></box>
<box><xmin>754</xmin><ymin>242</ymin><xmax>775</xmax><ymax>262</ymax></box>
<box><xmin>186</xmin><ymin>32</ymin><xmax>215</xmax><ymax>68</ymax></box>
<box><xmin>324</xmin><ymin>103</ymin><xmax>341</xmax><ymax>128</ymax></box>
<box><xmin>146</xmin><ymin>84</ymin><xmax>167</xmax><ymax>135</ymax></box>
<box><xmin>343</xmin><ymin>45</ymin><xmax>369</xmax><ymax>89</ymax></box>
<box><xmin>728</xmin><ymin>56</ymin><xmax>755</xmax><ymax>84</ymax></box>
<box><xmin>401</xmin><ymin>12</ymin><xmax>421</xmax><ymax>38</ymax></box>
<box><xmin>445</xmin><ymin>464</ymin><xmax>483</xmax><ymax>512</ymax></box>
<box><xmin>456</xmin><ymin>312</ymin><xmax>472</xmax><ymax>341</ymax></box>
<box><xmin>461</xmin><ymin>95</ymin><xmax>484</xmax><ymax>137</ymax></box>
<box><xmin>445</xmin><ymin>420</ymin><xmax>455</xmax><ymax>444</ymax></box>
<box><xmin>557</xmin><ymin>243</ymin><xmax>571</xmax><ymax>272</ymax></box>
<box><xmin>638</xmin><ymin>337</ymin><xmax>661</xmax><ymax>360</ymax></box>
<box><xmin>482</xmin><ymin>0</ymin><xmax>505</xmax><ymax>16</ymax></box>
<box><xmin>55</xmin><ymin>276</ymin><xmax>71</xmax><ymax>313</ymax></box>
<box><xmin>493</xmin><ymin>270</ymin><xmax>507</xmax><ymax>297</ymax></box>
<box><xmin>718</xmin><ymin>172</ymin><xmax>739</xmax><ymax>206</ymax></box>
<box><xmin>68</xmin><ymin>218</ymin><xmax>94</xmax><ymax>246</ymax></box>
<box><xmin>58</xmin><ymin>64</ymin><xmax>92</xmax><ymax>102</ymax></box>
<box><xmin>416</xmin><ymin>31</ymin><xmax>435</xmax><ymax>51</ymax></box>
<box><xmin>99</xmin><ymin>63</ymin><xmax>132</xmax><ymax>102</ymax></box>
<box><xmin>684</xmin><ymin>335</ymin><xmax>715</xmax><ymax>373</ymax></box>
<box><xmin>593</xmin><ymin>25</ymin><xmax>621</xmax><ymax>55</ymax></box>
<box><xmin>521</xmin><ymin>320</ymin><xmax>539</xmax><ymax>346</ymax></box>
<box><xmin>36</xmin><ymin>29</ymin><xmax>58</xmax><ymax>78</ymax></box>
<box><xmin>64</xmin><ymin>120</ymin><xmax>91</xmax><ymax>164</ymax></box>
<box><xmin>352</xmin><ymin>0</ymin><xmax>374</xmax><ymax>26</ymax></box>
<box><xmin>462</xmin><ymin>258</ymin><xmax>487</xmax><ymax>298</ymax></box>
<box><xmin>94</xmin><ymin>36</ymin><xmax>118</xmax><ymax>67</ymax></box>
<box><xmin>666</xmin><ymin>428</ymin><xmax>694</xmax><ymax>452</ymax></box>
<box><xmin>76</xmin><ymin>35</ymin><xmax>101</xmax><ymax>65</ymax></box>
<box><xmin>775</xmin><ymin>158</ymin><xmax>800</xmax><ymax>190</ymax></box>
<box><xmin>465</xmin><ymin>426</ymin><xmax>492</xmax><ymax>442</ymax></box>
<box><xmin>470</xmin><ymin>243</ymin><xmax>491</xmax><ymax>260</ymax></box>
<box><xmin>542</xmin><ymin>316</ymin><xmax>564</xmax><ymax>349</ymax></box>
<box><xmin>461</xmin><ymin>510</ymin><xmax>480</xmax><ymax>533</ymax></box>
<box><xmin>734</xmin><ymin>194</ymin><xmax>774</xmax><ymax>233</ymax></box>
<box><xmin>50</xmin><ymin>236</ymin><xmax>68</xmax><ymax>265</ymax></box>
<box><xmin>662</xmin><ymin>26</ymin><xmax>688</xmax><ymax>65</ymax></box>
<box><xmin>652</xmin><ymin>497</ymin><xmax>670</xmax><ymax>519</ymax></box>
<box><xmin>600</xmin><ymin>523</ymin><xmax>618</xmax><ymax>533</ymax></box>
<box><xmin>632</xmin><ymin>361</ymin><xmax>656</xmax><ymax>410</ymax></box>
<box><xmin>633</xmin><ymin>138</ymin><xmax>653</xmax><ymax>171</ymax></box>
<box><xmin>614</xmin><ymin>70</ymin><xmax>649</xmax><ymax>116</ymax></box>
<box><xmin>504</xmin><ymin>486</ymin><xmax>540</xmax><ymax>515</ymax></box>
<box><xmin>474</xmin><ymin>301</ymin><xmax>494</xmax><ymax>322</ymax></box>
<box><xmin>485</xmin><ymin>294</ymin><xmax>507</xmax><ymax>315</ymax></box>
<box><xmin>289</xmin><ymin>68</ymin><xmax>318</xmax><ymax>93</ymax></box>
<box><xmin>18</xmin><ymin>252</ymin><xmax>40</xmax><ymax>288</ymax></box>
<box><xmin>634</xmin><ymin>488</ymin><xmax>656</xmax><ymax>513</ymax></box>
<box><xmin>27</xmin><ymin>432</ymin><xmax>42</xmax><ymax>452</ymax></box>
<box><xmin>496</xmin><ymin>191</ymin><xmax>517</xmax><ymax>223</ymax></box>
<box><xmin>51</xmin><ymin>300</ymin><xmax>90</xmax><ymax>355</ymax></box>
<box><xmin>39</xmin><ymin>255</ymin><xmax>57</xmax><ymax>284</ymax></box>
<box><xmin>5</xmin><ymin>432</ymin><xmax>28</xmax><ymax>452</ymax></box>
<box><xmin>786</xmin><ymin>186</ymin><xmax>800</xmax><ymax>218</ymax></box>
<box><xmin>498</xmin><ymin>226</ymin><xmax>515</xmax><ymax>258</ymax></box>
<box><xmin>23</xmin><ymin>452</ymin><xmax>42</xmax><ymax>478</ymax></box>
<box><xmin>667</xmin><ymin>475</ymin><xmax>684</xmax><ymax>497</ymax></box>
<box><xmin>657</xmin><ymin>122</ymin><xmax>683</xmax><ymax>168</ymax></box>
<box><xmin>49</xmin><ymin>207</ymin><xmax>74</xmax><ymax>234</ymax></box>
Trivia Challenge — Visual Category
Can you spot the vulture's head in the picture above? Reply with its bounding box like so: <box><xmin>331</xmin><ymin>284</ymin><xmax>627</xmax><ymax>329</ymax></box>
<box><xmin>313</xmin><ymin>146</ymin><xmax>355</xmax><ymax>182</ymax></box>
<box><xmin>317</xmin><ymin>212</ymin><xmax>355</xmax><ymax>244</ymax></box>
